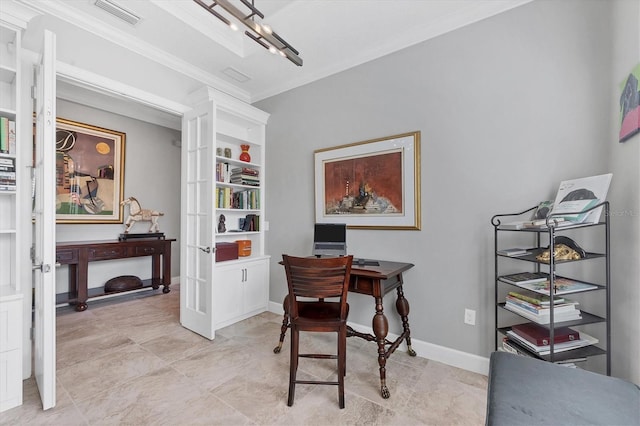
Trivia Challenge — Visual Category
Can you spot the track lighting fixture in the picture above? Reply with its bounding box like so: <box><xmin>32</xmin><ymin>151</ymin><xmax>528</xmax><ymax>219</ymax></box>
<box><xmin>194</xmin><ymin>0</ymin><xmax>303</xmax><ymax>66</ymax></box>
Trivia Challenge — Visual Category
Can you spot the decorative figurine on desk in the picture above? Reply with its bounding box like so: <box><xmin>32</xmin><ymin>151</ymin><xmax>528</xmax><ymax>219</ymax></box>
<box><xmin>218</xmin><ymin>214</ymin><xmax>226</xmax><ymax>233</ymax></box>
<box><xmin>121</xmin><ymin>196</ymin><xmax>164</xmax><ymax>234</ymax></box>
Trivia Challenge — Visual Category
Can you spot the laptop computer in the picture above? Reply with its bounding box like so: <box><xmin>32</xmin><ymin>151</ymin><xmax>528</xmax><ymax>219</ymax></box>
<box><xmin>312</xmin><ymin>223</ymin><xmax>347</xmax><ymax>257</ymax></box>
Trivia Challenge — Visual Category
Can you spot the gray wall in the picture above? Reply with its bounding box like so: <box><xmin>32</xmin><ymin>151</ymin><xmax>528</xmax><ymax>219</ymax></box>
<box><xmin>55</xmin><ymin>99</ymin><xmax>181</xmax><ymax>293</ymax></box>
<box><xmin>257</xmin><ymin>0</ymin><xmax>640</xmax><ymax>383</ymax></box>
<box><xmin>608</xmin><ymin>0</ymin><xmax>640</xmax><ymax>383</ymax></box>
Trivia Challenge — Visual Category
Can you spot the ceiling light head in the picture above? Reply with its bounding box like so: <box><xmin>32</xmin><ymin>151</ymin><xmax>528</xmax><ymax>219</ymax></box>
<box><xmin>229</xmin><ymin>22</ymin><xmax>238</xmax><ymax>31</ymax></box>
<box><xmin>193</xmin><ymin>0</ymin><xmax>303</xmax><ymax>66</ymax></box>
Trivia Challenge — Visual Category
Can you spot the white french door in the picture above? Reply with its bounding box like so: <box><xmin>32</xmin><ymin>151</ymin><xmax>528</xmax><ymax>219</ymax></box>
<box><xmin>179</xmin><ymin>101</ymin><xmax>215</xmax><ymax>339</ymax></box>
<box><xmin>32</xmin><ymin>29</ymin><xmax>57</xmax><ymax>410</ymax></box>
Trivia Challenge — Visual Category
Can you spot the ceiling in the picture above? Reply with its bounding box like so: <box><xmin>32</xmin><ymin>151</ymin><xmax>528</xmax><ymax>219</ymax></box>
<box><xmin>13</xmin><ymin>0</ymin><xmax>531</xmax><ymax>128</ymax></box>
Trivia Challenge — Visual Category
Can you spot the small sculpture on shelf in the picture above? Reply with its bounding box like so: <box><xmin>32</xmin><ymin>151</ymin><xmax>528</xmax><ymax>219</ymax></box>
<box><xmin>218</xmin><ymin>214</ymin><xmax>226</xmax><ymax>233</ymax></box>
<box><xmin>239</xmin><ymin>144</ymin><xmax>251</xmax><ymax>162</ymax></box>
<box><xmin>121</xmin><ymin>196</ymin><xmax>164</xmax><ymax>234</ymax></box>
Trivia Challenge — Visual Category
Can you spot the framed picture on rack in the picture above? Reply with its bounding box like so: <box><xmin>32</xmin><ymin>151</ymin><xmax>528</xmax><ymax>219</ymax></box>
<box><xmin>314</xmin><ymin>131</ymin><xmax>421</xmax><ymax>230</ymax></box>
<box><xmin>54</xmin><ymin>118</ymin><xmax>126</xmax><ymax>224</ymax></box>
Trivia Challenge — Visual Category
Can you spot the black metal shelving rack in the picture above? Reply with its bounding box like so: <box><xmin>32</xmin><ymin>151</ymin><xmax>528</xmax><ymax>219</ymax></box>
<box><xmin>491</xmin><ymin>201</ymin><xmax>610</xmax><ymax>375</ymax></box>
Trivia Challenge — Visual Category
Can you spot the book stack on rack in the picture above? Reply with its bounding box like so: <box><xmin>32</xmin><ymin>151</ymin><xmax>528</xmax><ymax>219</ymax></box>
<box><xmin>0</xmin><ymin>157</ymin><xmax>16</xmax><ymax>191</ymax></box>
<box><xmin>504</xmin><ymin>289</ymin><xmax>581</xmax><ymax>324</ymax></box>
<box><xmin>499</xmin><ymin>272</ymin><xmax>599</xmax><ymax>296</ymax></box>
<box><xmin>230</xmin><ymin>167</ymin><xmax>259</xmax><ymax>186</ymax></box>
<box><xmin>504</xmin><ymin>323</ymin><xmax>597</xmax><ymax>358</ymax></box>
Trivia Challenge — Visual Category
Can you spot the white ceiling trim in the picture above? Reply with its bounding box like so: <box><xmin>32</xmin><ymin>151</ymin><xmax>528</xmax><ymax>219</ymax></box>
<box><xmin>18</xmin><ymin>0</ymin><xmax>252</xmax><ymax>103</ymax></box>
<box><xmin>56</xmin><ymin>61</ymin><xmax>188</xmax><ymax>116</ymax></box>
<box><xmin>150</xmin><ymin>0</ymin><xmax>247</xmax><ymax>58</ymax></box>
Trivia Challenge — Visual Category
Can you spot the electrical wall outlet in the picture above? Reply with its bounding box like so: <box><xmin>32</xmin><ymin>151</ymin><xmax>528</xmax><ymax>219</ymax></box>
<box><xmin>464</xmin><ymin>308</ymin><xmax>476</xmax><ymax>326</ymax></box>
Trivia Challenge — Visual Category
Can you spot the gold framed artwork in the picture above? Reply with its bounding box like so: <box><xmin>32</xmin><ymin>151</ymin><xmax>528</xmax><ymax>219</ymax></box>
<box><xmin>314</xmin><ymin>131</ymin><xmax>421</xmax><ymax>230</ymax></box>
<box><xmin>54</xmin><ymin>118</ymin><xmax>125</xmax><ymax>223</ymax></box>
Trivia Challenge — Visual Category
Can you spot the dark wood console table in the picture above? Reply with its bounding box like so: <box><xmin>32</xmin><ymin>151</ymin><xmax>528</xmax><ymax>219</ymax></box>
<box><xmin>274</xmin><ymin>259</ymin><xmax>415</xmax><ymax>399</ymax></box>
<box><xmin>56</xmin><ymin>238</ymin><xmax>176</xmax><ymax>311</ymax></box>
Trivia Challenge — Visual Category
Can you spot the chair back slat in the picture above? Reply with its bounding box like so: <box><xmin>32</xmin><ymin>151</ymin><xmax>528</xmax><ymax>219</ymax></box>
<box><xmin>282</xmin><ymin>255</ymin><xmax>353</xmax><ymax>318</ymax></box>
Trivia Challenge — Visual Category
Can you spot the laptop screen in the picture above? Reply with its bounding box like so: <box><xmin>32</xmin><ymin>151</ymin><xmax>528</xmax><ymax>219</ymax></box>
<box><xmin>313</xmin><ymin>223</ymin><xmax>347</xmax><ymax>256</ymax></box>
<box><xmin>314</xmin><ymin>223</ymin><xmax>346</xmax><ymax>243</ymax></box>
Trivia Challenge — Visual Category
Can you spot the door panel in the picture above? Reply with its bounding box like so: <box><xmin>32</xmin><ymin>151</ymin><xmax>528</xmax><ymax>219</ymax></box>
<box><xmin>33</xmin><ymin>29</ymin><xmax>56</xmax><ymax>410</ymax></box>
<box><xmin>180</xmin><ymin>101</ymin><xmax>215</xmax><ymax>339</ymax></box>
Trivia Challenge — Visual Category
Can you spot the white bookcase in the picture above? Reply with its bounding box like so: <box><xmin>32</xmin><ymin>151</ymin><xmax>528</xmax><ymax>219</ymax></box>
<box><xmin>213</xmin><ymin>100</ymin><xmax>270</xmax><ymax>329</ymax></box>
<box><xmin>0</xmin><ymin>20</ymin><xmax>23</xmax><ymax>413</ymax></box>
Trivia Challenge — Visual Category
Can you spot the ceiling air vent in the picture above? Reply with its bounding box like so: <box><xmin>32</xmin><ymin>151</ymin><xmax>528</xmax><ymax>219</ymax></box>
<box><xmin>94</xmin><ymin>0</ymin><xmax>141</xmax><ymax>26</ymax></box>
<box><xmin>222</xmin><ymin>67</ymin><xmax>251</xmax><ymax>83</ymax></box>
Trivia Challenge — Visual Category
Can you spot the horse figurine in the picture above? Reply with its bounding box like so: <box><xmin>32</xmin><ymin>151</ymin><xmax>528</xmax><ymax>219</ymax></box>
<box><xmin>120</xmin><ymin>196</ymin><xmax>164</xmax><ymax>233</ymax></box>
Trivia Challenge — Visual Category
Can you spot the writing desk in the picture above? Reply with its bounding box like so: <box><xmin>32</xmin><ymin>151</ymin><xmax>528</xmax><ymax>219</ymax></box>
<box><xmin>56</xmin><ymin>238</ymin><xmax>175</xmax><ymax>311</ymax></box>
<box><xmin>274</xmin><ymin>259</ymin><xmax>415</xmax><ymax>398</ymax></box>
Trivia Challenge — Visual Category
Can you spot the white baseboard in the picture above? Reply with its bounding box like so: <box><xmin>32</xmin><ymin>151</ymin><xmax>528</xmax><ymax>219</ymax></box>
<box><xmin>267</xmin><ymin>301</ymin><xmax>490</xmax><ymax>376</ymax></box>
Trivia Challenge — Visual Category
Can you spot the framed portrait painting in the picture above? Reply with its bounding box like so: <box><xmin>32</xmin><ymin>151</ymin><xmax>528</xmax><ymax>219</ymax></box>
<box><xmin>314</xmin><ymin>131</ymin><xmax>421</xmax><ymax>230</ymax></box>
<box><xmin>54</xmin><ymin>118</ymin><xmax>125</xmax><ymax>223</ymax></box>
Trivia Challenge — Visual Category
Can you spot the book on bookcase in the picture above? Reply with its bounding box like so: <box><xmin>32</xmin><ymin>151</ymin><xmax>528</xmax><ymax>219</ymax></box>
<box><xmin>515</xmin><ymin>277</ymin><xmax>599</xmax><ymax>296</ymax></box>
<box><xmin>503</xmin><ymin>301</ymin><xmax>581</xmax><ymax>324</ymax></box>
<box><xmin>511</xmin><ymin>323</ymin><xmax>580</xmax><ymax>346</ymax></box>
<box><xmin>506</xmin><ymin>330</ymin><xmax>598</xmax><ymax>355</ymax></box>
<box><xmin>508</xmin><ymin>290</ymin><xmax>565</xmax><ymax>306</ymax></box>
<box><xmin>500</xmin><ymin>272</ymin><xmax>549</xmax><ymax>285</ymax></box>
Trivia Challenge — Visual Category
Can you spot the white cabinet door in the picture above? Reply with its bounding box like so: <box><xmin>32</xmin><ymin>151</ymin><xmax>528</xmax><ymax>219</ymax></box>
<box><xmin>213</xmin><ymin>258</ymin><xmax>268</xmax><ymax>329</ymax></box>
<box><xmin>243</xmin><ymin>259</ymin><xmax>268</xmax><ymax>315</ymax></box>
<box><xmin>213</xmin><ymin>265</ymin><xmax>243</xmax><ymax>328</ymax></box>
<box><xmin>0</xmin><ymin>297</ymin><xmax>22</xmax><ymax>412</ymax></box>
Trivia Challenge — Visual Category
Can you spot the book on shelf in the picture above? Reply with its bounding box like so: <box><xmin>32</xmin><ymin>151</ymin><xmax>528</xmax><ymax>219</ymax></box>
<box><xmin>550</xmin><ymin>173</ymin><xmax>612</xmax><ymax>224</ymax></box>
<box><xmin>505</xmin><ymin>296</ymin><xmax>580</xmax><ymax>319</ymax></box>
<box><xmin>507</xmin><ymin>290</ymin><xmax>565</xmax><ymax>306</ymax></box>
<box><xmin>515</xmin><ymin>277</ymin><xmax>599</xmax><ymax>296</ymax></box>
<box><xmin>505</xmin><ymin>295</ymin><xmax>578</xmax><ymax>315</ymax></box>
<box><xmin>216</xmin><ymin>162</ymin><xmax>231</xmax><ymax>183</ymax></box>
<box><xmin>500</xmin><ymin>271</ymin><xmax>549</xmax><ymax>285</ymax></box>
<box><xmin>522</xmin><ymin>218</ymin><xmax>573</xmax><ymax>229</ymax></box>
<box><xmin>498</xmin><ymin>221</ymin><xmax>524</xmax><ymax>230</ymax></box>
<box><xmin>8</xmin><ymin>119</ymin><xmax>15</xmax><ymax>154</ymax></box>
<box><xmin>506</xmin><ymin>330</ymin><xmax>598</xmax><ymax>355</ymax></box>
<box><xmin>497</xmin><ymin>248</ymin><xmax>529</xmax><ymax>257</ymax></box>
<box><xmin>501</xmin><ymin>338</ymin><xmax>588</xmax><ymax>363</ymax></box>
<box><xmin>511</xmin><ymin>323</ymin><xmax>580</xmax><ymax>346</ymax></box>
<box><xmin>503</xmin><ymin>301</ymin><xmax>581</xmax><ymax>324</ymax></box>
<box><xmin>0</xmin><ymin>116</ymin><xmax>9</xmax><ymax>153</ymax></box>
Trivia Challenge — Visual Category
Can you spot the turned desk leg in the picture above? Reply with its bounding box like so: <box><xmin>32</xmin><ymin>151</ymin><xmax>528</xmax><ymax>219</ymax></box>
<box><xmin>273</xmin><ymin>295</ymin><xmax>290</xmax><ymax>354</ymax></box>
<box><xmin>76</xmin><ymin>250</ymin><xmax>89</xmax><ymax>312</ymax></box>
<box><xmin>162</xmin><ymin>247</ymin><xmax>172</xmax><ymax>294</ymax></box>
<box><xmin>372</xmin><ymin>295</ymin><xmax>390</xmax><ymax>398</ymax></box>
<box><xmin>396</xmin><ymin>285</ymin><xmax>416</xmax><ymax>356</ymax></box>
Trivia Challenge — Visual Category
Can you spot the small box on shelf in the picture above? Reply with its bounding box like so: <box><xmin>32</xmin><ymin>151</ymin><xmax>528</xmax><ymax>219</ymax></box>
<box><xmin>236</xmin><ymin>240</ymin><xmax>251</xmax><ymax>257</ymax></box>
<box><xmin>215</xmin><ymin>242</ymin><xmax>238</xmax><ymax>262</ymax></box>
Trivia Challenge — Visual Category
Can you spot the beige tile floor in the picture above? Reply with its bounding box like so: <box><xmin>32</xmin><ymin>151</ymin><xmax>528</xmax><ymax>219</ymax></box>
<box><xmin>1</xmin><ymin>285</ymin><xmax>488</xmax><ymax>425</ymax></box>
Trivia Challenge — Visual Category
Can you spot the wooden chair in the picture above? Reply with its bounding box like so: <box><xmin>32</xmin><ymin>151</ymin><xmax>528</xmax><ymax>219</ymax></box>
<box><xmin>282</xmin><ymin>254</ymin><xmax>353</xmax><ymax>409</ymax></box>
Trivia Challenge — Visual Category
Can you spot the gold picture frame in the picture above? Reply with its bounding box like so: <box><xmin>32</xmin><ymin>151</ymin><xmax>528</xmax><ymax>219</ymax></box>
<box><xmin>314</xmin><ymin>131</ymin><xmax>421</xmax><ymax>230</ymax></box>
<box><xmin>54</xmin><ymin>118</ymin><xmax>125</xmax><ymax>224</ymax></box>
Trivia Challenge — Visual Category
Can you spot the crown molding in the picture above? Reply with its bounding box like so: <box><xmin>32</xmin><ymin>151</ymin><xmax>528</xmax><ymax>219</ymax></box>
<box><xmin>17</xmin><ymin>0</ymin><xmax>252</xmax><ymax>103</ymax></box>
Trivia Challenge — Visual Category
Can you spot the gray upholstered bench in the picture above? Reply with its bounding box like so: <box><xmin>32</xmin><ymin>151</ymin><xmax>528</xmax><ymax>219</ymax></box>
<box><xmin>486</xmin><ymin>351</ymin><xmax>640</xmax><ymax>425</ymax></box>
